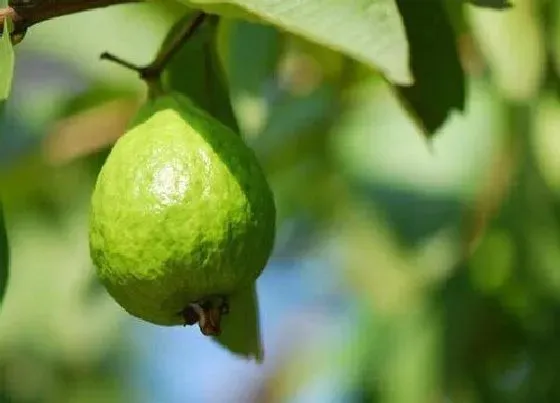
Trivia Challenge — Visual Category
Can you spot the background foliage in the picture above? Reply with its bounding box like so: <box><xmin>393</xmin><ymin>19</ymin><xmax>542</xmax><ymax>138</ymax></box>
<box><xmin>1</xmin><ymin>0</ymin><xmax>559</xmax><ymax>402</ymax></box>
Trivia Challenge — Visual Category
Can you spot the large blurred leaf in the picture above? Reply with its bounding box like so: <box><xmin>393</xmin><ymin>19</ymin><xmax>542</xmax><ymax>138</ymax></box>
<box><xmin>0</xmin><ymin>8</ymin><xmax>14</xmax><ymax>105</ymax></box>
<box><xmin>330</xmin><ymin>78</ymin><xmax>502</xmax><ymax>198</ymax></box>
<box><xmin>183</xmin><ymin>0</ymin><xmax>412</xmax><ymax>85</ymax></box>
<box><xmin>0</xmin><ymin>205</ymin><xmax>9</xmax><ymax>306</ymax></box>
<box><xmin>163</xmin><ymin>14</ymin><xmax>239</xmax><ymax>132</ymax></box>
<box><xmin>468</xmin><ymin>0</ymin><xmax>544</xmax><ymax>101</ymax></box>
<box><xmin>395</xmin><ymin>0</ymin><xmax>465</xmax><ymax>135</ymax></box>
<box><xmin>56</xmin><ymin>82</ymin><xmax>139</xmax><ymax>119</ymax></box>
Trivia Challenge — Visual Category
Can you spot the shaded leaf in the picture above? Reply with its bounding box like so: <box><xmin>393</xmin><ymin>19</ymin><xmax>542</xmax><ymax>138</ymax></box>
<box><xmin>163</xmin><ymin>13</ymin><xmax>240</xmax><ymax>133</ymax></box>
<box><xmin>216</xmin><ymin>18</ymin><xmax>281</xmax><ymax>135</ymax></box>
<box><xmin>468</xmin><ymin>0</ymin><xmax>512</xmax><ymax>10</ymax></box>
<box><xmin>183</xmin><ymin>0</ymin><xmax>412</xmax><ymax>85</ymax></box>
<box><xmin>213</xmin><ymin>283</ymin><xmax>263</xmax><ymax>362</ymax></box>
<box><xmin>394</xmin><ymin>0</ymin><xmax>466</xmax><ymax>136</ymax></box>
<box><xmin>217</xmin><ymin>18</ymin><xmax>281</xmax><ymax>97</ymax></box>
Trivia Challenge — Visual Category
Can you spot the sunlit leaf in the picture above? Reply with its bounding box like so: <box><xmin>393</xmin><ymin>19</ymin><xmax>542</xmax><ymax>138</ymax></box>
<box><xmin>0</xmin><ymin>9</ymin><xmax>15</xmax><ymax>104</ymax></box>
<box><xmin>468</xmin><ymin>0</ymin><xmax>544</xmax><ymax>101</ymax></box>
<box><xmin>394</xmin><ymin>0</ymin><xmax>466</xmax><ymax>136</ymax></box>
<box><xmin>182</xmin><ymin>0</ymin><xmax>412</xmax><ymax>85</ymax></box>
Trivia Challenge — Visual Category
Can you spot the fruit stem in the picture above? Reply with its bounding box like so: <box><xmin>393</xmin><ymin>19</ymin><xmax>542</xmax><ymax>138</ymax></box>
<box><xmin>99</xmin><ymin>11</ymin><xmax>207</xmax><ymax>98</ymax></box>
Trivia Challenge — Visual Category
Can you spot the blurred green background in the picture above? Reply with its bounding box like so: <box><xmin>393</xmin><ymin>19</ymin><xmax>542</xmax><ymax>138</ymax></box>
<box><xmin>2</xmin><ymin>0</ymin><xmax>560</xmax><ymax>402</ymax></box>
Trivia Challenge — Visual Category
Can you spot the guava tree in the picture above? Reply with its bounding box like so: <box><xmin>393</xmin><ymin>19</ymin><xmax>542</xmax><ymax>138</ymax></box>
<box><xmin>0</xmin><ymin>0</ymin><xmax>509</xmax><ymax>302</ymax></box>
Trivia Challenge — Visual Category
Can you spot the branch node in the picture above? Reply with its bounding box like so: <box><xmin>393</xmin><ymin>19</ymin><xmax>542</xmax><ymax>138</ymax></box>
<box><xmin>99</xmin><ymin>12</ymin><xmax>207</xmax><ymax>94</ymax></box>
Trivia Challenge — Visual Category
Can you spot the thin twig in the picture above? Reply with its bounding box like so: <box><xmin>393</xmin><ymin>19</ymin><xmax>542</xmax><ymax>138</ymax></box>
<box><xmin>99</xmin><ymin>52</ymin><xmax>143</xmax><ymax>74</ymax></box>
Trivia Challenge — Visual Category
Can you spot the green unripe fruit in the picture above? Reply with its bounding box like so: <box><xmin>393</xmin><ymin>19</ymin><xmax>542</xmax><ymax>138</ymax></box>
<box><xmin>89</xmin><ymin>92</ymin><xmax>276</xmax><ymax>333</ymax></box>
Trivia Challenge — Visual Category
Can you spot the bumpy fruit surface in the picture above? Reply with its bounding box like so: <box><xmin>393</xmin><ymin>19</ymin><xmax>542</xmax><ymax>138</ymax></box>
<box><xmin>89</xmin><ymin>92</ymin><xmax>276</xmax><ymax>326</ymax></box>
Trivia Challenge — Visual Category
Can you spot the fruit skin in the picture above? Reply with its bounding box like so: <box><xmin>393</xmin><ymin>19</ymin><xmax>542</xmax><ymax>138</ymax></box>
<box><xmin>89</xmin><ymin>92</ymin><xmax>276</xmax><ymax>326</ymax></box>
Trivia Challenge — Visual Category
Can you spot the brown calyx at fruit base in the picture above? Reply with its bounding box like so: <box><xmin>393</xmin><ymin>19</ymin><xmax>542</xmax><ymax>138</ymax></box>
<box><xmin>181</xmin><ymin>296</ymin><xmax>229</xmax><ymax>336</ymax></box>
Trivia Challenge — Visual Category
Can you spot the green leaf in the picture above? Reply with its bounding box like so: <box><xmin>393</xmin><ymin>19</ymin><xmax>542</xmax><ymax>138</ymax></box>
<box><xmin>0</xmin><ymin>205</ymin><xmax>9</xmax><ymax>306</ymax></box>
<box><xmin>215</xmin><ymin>18</ymin><xmax>281</xmax><ymax>135</ymax></box>
<box><xmin>213</xmin><ymin>283</ymin><xmax>263</xmax><ymax>362</ymax></box>
<box><xmin>163</xmin><ymin>14</ymin><xmax>240</xmax><ymax>133</ymax></box>
<box><xmin>217</xmin><ymin>18</ymin><xmax>281</xmax><ymax>97</ymax></box>
<box><xmin>468</xmin><ymin>0</ymin><xmax>512</xmax><ymax>9</ymax></box>
<box><xmin>182</xmin><ymin>0</ymin><xmax>412</xmax><ymax>85</ymax></box>
<box><xmin>0</xmin><ymin>12</ymin><xmax>14</xmax><ymax>103</ymax></box>
<box><xmin>394</xmin><ymin>0</ymin><xmax>466</xmax><ymax>136</ymax></box>
<box><xmin>468</xmin><ymin>0</ymin><xmax>543</xmax><ymax>101</ymax></box>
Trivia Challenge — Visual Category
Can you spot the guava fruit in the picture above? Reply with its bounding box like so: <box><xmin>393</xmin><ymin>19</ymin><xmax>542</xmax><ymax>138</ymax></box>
<box><xmin>89</xmin><ymin>92</ymin><xmax>276</xmax><ymax>336</ymax></box>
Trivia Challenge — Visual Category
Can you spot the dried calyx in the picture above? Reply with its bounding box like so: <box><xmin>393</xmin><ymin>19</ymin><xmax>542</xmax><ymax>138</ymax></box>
<box><xmin>181</xmin><ymin>296</ymin><xmax>230</xmax><ymax>336</ymax></box>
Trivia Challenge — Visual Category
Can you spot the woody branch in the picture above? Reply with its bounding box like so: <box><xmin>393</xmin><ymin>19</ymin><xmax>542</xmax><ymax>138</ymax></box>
<box><xmin>1</xmin><ymin>0</ymin><xmax>140</xmax><ymax>40</ymax></box>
